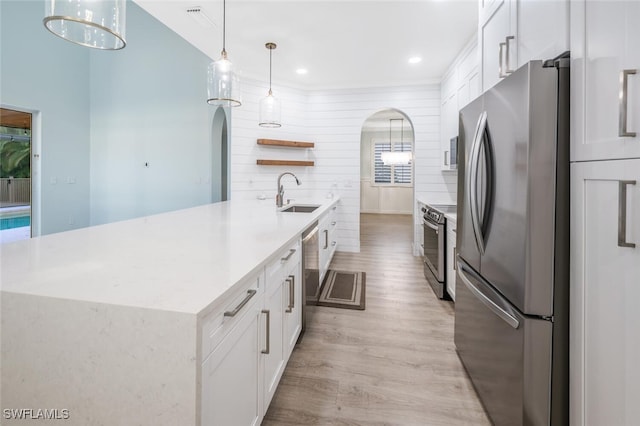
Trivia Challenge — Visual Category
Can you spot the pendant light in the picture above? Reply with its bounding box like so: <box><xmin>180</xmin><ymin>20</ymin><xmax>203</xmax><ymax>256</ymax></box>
<box><xmin>259</xmin><ymin>42</ymin><xmax>282</xmax><ymax>128</ymax></box>
<box><xmin>43</xmin><ymin>0</ymin><xmax>126</xmax><ymax>50</ymax></box>
<box><xmin>207</xmin><ymin>0</ymin><xmax>241</xmax><ymax>107</ymax></box>
<box><xmin>382</xmin><ymin>118</ymin><xmax>412</xmax><ymax>166</ymax></box>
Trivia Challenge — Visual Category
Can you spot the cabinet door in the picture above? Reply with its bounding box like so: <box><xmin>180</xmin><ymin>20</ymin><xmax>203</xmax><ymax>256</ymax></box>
<box><xmin>262</xmin><ymin>278</ymin><xmax>285</xmax><ymax>410</ymax></box>
<box><xmin>571</xmin><ymin>0</ymin><xmax>640</xmax><ymax>161</ymax></box>
<box><xmin>570</xmin><ymin>159</ymin><xmax>640</xmax><ymax>426</ymax></box>
<box><xmin>441</xmin><ymin>93</ymin><xmax>458</xmax><ymax>170</ymax></box>
<box><xmin>319</xmin><ymin>215</ymin><xmax>330</xmax><ymax>283</ymax></box>
<box><xmin>327</xmin><ymin>206</ymin><xmax>338</xmax><ymax>261</ymax></box>
<box><xmin>517</xmin><ymin>0</ymin><xmax>568</xmax><ymax>67</ymax></box>
<box><xmin>283</xmin><ymin>260</ymin><xmax>302</xmax><ymax>359</ymax></box>
<box><xmin>201</xmin><ymin>301</ymin><xmax>261</xmax><ymax>426</ymax></box>
<box><xmin>480</xmin><ymin>0</ymin><xmax>515</xmax><ymax>92</ymax></box>
<box><xmin>446</xmin><ymin>223</ymin><xmax>457</xmax><ymax>301</ymax></box>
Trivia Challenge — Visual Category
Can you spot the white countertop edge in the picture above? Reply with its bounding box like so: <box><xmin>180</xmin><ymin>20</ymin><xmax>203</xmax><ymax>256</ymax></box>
<box><xmin>0</xmin><ymin>197</ymin><xmax>341</xmax><ymax>317</ymax></box>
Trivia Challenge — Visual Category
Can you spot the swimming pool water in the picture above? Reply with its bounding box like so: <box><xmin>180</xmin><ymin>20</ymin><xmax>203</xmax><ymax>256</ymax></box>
<box><xmin>0</xmin><ymin>215</ymin><xmax>30</xmax><ymax>230</ymax></box>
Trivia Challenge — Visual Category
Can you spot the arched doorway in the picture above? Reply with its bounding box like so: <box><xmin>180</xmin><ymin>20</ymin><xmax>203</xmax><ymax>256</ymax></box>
<box><xmin>211</xmin><ymin>107</ymin><xmax>229</xmax><ymax>202</ymax></box>
<box><xmin>360</xmin><ymin>109</ymin><xmax>415</xmax><ymax>214</ymax></box>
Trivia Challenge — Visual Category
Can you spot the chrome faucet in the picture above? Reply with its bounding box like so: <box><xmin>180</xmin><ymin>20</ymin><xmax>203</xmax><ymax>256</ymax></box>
<box><xmin>276</xmin><ymin>172</ymin><xmax>301</xmax><ymax>207</ymax></box>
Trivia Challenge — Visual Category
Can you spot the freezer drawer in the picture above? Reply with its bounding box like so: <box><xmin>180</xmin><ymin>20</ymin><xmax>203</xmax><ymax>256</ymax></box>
<box><xmin>454</xmin><ymin>261</ymin><xmax>552</xmax><ymax>426</ymax></box>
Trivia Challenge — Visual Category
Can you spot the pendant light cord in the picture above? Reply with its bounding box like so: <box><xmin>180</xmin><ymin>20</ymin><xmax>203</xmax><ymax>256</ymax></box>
<box><xmin>400</xmin><ymin>119</ymin><xmax>404</xmax><ymax>152</ymax></box>
<box><xmin>222</xmin><ymin>0</ymin><xmax>226</xmax><ymax>56</ymax></box>
<box><xmin>269</xmin><ymin>47</ymin><xmax>273</xmax><ymax>94</ymax></box>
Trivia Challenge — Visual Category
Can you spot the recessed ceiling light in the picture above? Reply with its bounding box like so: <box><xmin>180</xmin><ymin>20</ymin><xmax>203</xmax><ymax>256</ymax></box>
<box><xmin>408</xmin><ymin>56</ymin><xmax>422</xmax><ymax>64</ymax></box>
<box><xmin>296</xmin><ymin>68</ymin><xmax>308</xmax><ymax>75</ymax></box>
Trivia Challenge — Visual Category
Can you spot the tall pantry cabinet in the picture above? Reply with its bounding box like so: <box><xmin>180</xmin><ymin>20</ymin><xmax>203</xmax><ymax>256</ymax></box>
<box><xmin>570</xmin><ymin>1</ymin><xmax>640</xmax><ymax>425</ymax></box>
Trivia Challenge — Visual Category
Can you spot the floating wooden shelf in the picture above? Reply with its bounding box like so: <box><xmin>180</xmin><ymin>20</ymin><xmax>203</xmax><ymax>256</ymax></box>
<box><xmin>256</xmin><ymin>159</ymin><xmax>315</xmax><ymax>167</ymax></box>
<box><xmin>257</xmin><ymin>139</ymin><xmax>315</xmax><ymax>148</ymax></box>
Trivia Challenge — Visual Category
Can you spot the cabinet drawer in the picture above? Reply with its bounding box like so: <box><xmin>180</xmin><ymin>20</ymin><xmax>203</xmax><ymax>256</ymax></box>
<box><xmin>201</xmin><ymin>273</ymin><xmax>262</xmax><ymax>360</ymax></box>
<box><xmin>266</xmin><ymin>239</ymin><xmax>301</xmax><ymax>290</ymax></box>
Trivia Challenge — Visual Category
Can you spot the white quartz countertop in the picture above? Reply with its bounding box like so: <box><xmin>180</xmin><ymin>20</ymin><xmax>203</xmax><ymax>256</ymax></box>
<box><xmin>0</xmin><ymin>198</ymin><xmax>339</xmax><ymax>316</ymax></box>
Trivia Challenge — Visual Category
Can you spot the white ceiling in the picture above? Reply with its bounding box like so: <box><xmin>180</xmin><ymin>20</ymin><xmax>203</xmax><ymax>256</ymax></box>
<box><xmin>134</xmin><ymin>0</ymin><xmax>478</xmax><ymax>90</ymax></box>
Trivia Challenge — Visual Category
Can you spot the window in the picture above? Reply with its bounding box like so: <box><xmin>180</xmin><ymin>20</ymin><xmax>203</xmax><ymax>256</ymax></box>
<box><xmin>372</xmin><ymin>140</ymin><xmax>412</xmax><ymax>186</ymax></box>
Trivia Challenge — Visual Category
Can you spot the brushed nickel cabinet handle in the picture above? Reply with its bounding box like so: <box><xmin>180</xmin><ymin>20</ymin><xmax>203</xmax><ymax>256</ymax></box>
<box><xmin>285</xmin><ymin>275</ymin><xmax>295</xmax><ymax>313</ymax></box>
<box><xmin>619</xmin><ymin>69</ymin><xmax>637</xmax><ymax>137</ymax></box>
<box><xmin>618</xmin><ymin>180</ymin><xmax>637</xmax><ymax>248</ymax></box>
<box><xmin>261</xmin><ymin>309</ymin><xmax>270</xmax><ymax>354</ymax></box>
<box><xmin>504</xmin><ymin>36</ymin><xmax>515</xmax><ymax>75</ymax></box>
<box><xmin>444</xmin><ymin>150</ymin><xmax>449</xmax><ymax>166</ymax></box>
<box><xmin>223</xmin><ymin>289</ymin><xmax>257</xmax><ymax>317</ymax></box>
<box><xmin>281</xmin><ymin>248</ymin><xmax>296</xmax><ymax>262</ymax></box>
<box><xmin>498</xmin><ymin>42</ymin><xmax>506</xmax><ymax>78</ymax></box>
<box><xmin>324</xmin><ymin>229</ymin><xmax>329</xmax><ymax>249</ymax></box>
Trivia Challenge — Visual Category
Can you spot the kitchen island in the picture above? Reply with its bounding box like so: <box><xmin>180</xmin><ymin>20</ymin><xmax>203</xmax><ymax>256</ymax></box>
<box><xmin>1</xmin><ymin>198</ymin><xmax>339</xmax><ymax>425</ymax></box>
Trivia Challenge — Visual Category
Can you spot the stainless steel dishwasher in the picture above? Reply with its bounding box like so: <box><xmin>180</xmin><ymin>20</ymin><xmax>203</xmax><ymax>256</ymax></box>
<box><xmin>299</xmin><ymin>222</ymin><xmax>319</xmax><ymax>340</ymax></box>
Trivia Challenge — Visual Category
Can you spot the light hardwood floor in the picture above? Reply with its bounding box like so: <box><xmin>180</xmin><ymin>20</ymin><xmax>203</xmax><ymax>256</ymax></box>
<box><xmin>263</xmin><ymin>213</ymin><xmax>491</xmax><ymax>425</ymax></box>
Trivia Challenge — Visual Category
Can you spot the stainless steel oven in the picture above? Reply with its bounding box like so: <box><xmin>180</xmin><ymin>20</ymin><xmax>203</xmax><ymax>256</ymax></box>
<box><xmin>422</xmin><ymin>204</ymin><xmax>455</xmax><ymax>299</ymax></box>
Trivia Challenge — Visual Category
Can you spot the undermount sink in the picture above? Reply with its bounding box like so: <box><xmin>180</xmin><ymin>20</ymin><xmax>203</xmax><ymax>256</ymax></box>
<box><xmin>280</xmin><ymin>205</ymin><xmax>321</xmax><ymax>213</ymax></box>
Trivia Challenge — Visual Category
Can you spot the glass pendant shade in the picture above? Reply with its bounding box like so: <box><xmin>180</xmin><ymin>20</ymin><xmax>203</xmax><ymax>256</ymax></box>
<box><xmin>381</xmin><ymin>151</ymin><xmax>412</xmax><ymax>165</ymax></box>
<box><xmin>207</xmin><ymin>52</ymin><xmax>242</xmax><ymax>107</ymax></box>
<box><xmin>382</xmin><ymin>118</ymin><xmax>411</xmax><ymax>165</ymax></box>
<box><xmin>259</xmin><ymin>90</ymin><xmax>281</xmax><ymax>128</ymax></box>
<box><xmin>43</xmin><ymin>0</ymin><xmax>126</xmax><ymax>50</ymax></box>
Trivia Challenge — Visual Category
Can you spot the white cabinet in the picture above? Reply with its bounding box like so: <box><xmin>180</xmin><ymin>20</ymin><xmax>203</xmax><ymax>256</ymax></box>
<box><xmin>201</xmin><ymin>238</ymin><xmax>303</xmax><ymax>426</ymax></box>
<box><xmin>263</xmin><ymin>238</ymin><xmax>301</xmax><ymax>410</ymax></box>
<box><xmin>570</xmin><ymin>159</ymin><xmax>640</xmax><ymax>426</ymax></box>
<box><xmin>480</xmin><ymin>0</ymin><xmax>568</xmax><ymax>92</ymax></box>
<box><xmin>262</xmin><ymin>269</ymin><xmax>286</xmax><ymax>411</ymax></box>
<box><xmin>201</xmin><ymin>274</ymin><xmax>262</xmax><ymax>426</ymax></box>
<box><xmin>480</xmin><ymin>0</ymin><xmax>515</xmax><ymax>92</ymax></box>
<box><xmin>445</xmin><ymin>217</ymin><xmax>457</xmax><ymax>301</ymax></box>
<box><xmin>415</xmin><ymin>201</ymin><xmax>426</xmax><ymax>256</ymax></box>
<box><xmin>319</xmin><ymin>205</ymin><xmax>338</xmax><ymax>283</ymax></box>
<box><xmin>440</xmin><ymin>37</ymin><xmax>479</xmax><ymax>170</ymax></box>
<box><xmin>570</xmin><ymin>0</ymin><xmax>640</xmax><ymax>162</ymax></box>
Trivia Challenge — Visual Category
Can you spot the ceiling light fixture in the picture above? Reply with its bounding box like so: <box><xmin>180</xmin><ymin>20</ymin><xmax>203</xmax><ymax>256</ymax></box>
<box><xmin>382</xmin><ymin>118</ymin><xmax>412</xmax><ymax>166</ymax></box>
<box><xmin>259</xmin><ymin>42</ymin><xmax>282</xmax><ymax>128</ymax></box>
<box><xmin>207</xmin><ymin>0</ymin><xmax>241</xmax><ymax>107</ymax></box>
<box><xmin>43</xmin><ymin>0</ymin><xmax>126</xmax><ymax>50</ymax></box>
<box><xmin>408</xmin><ymin>56</ymin><xmax>422</xmax><ymax>64</ymax></box>
<box><xmin>296</xmin><ymin>68</ymin><xmax>308</xmax><ymax>75</ymax></box>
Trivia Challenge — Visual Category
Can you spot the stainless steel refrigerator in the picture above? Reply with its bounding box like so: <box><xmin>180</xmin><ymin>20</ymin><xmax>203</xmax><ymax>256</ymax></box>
<box><xmin>454</xmin><ymin>56</ymin><xmax>569</xmax><ymax>426</ymax></box>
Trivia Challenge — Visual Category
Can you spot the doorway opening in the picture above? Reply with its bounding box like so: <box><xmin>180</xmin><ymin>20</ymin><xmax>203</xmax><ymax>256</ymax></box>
<box><xmin>211</xmin><ymin>107</ymin><xmax>229</xmax><ymax>202</ymax></box>
<box><xmin>0</xmin><ymin>108</ymin><xmax>32</xmax><ymax>243</ymax></box>
<box><xmin>360</xmin><ymin>109</ymin><xmax>415</xmax><ymax>214</ymax></box>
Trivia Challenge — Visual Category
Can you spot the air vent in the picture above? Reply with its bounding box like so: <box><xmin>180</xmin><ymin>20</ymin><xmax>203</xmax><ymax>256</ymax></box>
<box><xmin>186</xmin><ymin>6</ymin><xmax>216</xmax><ymax>29</ymax></box>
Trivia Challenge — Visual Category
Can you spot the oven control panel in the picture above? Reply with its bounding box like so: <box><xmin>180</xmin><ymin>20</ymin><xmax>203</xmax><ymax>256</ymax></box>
<box><xmin>424</xmin><ymin>208</ymin><xmax>445</xmax><ymax>224</ymax></box>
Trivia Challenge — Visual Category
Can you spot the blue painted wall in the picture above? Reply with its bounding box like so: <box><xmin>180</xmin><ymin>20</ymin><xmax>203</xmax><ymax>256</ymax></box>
<box><xmin>0</xmin><ymin>1</ymin><xmax>223</xmax><ymax>233</ymax></box>
<box><xmin>89</xmin><ymin>2</ymin><xmax>219</xmax><ymax>225</ymax></box>
<box><xmin>1</xmin><ymin>0</ymin><xmax>91</xmax><ymax>235</ymax></box>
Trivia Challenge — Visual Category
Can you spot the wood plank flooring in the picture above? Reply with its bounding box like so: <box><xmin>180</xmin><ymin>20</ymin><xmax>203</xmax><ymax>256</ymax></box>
<box><xmin>262</xmin><ymin>214</ymin><xmax>490</xmax><ymax>425</ymax></box>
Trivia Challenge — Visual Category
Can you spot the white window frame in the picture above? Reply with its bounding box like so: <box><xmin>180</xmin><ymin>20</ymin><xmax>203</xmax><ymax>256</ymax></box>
<box><xmin>371</xmin><ymin>138</ymin><xmax>413</xmax><ymax>187</ymax></box>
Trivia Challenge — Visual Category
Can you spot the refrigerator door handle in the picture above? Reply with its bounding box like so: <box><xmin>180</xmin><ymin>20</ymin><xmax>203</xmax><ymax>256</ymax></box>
<box><xmin>468</xmin><ymin>111</ymin><xmax>488</xmax><ymax>254</ymax></box>
<box><xmin>457</xmin><ymin>261</ymin><xmax>520</xmax><ymax>329</ymax></box>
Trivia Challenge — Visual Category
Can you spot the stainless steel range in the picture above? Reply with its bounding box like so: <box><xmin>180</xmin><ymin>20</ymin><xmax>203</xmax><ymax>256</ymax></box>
<box><xmin>422</xmin><ymin>204</ymin><xmax>456</xmax><ymax>299</ymax></box>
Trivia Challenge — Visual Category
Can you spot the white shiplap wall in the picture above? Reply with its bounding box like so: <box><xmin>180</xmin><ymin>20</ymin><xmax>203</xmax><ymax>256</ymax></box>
<box><xmin>230</xmin><ymin>80</ymin><xmax>448</xmax><ymax>253</ymax></box>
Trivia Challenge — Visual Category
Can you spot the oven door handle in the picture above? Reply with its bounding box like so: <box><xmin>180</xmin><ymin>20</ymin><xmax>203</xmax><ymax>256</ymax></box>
<box><xmin>423</xmin><ymin>220</ymin><xmax>440</xmax><ymax>232</ymax></box>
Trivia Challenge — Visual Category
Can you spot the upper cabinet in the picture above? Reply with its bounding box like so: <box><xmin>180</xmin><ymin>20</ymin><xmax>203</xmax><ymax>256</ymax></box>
<box><xmin>480</xmin><ymin>0</ymin><xmax>568</xmax><ymax>92</ymax></box>
<box><xmin>571</xmin><ymin>0</ymin><xmax>640</xmax><ymax>162</ymax></box>
<box><xmin>440</xmin><ymin>37</ymin><xmax>480</xmax><ymax>171</ymax></box>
